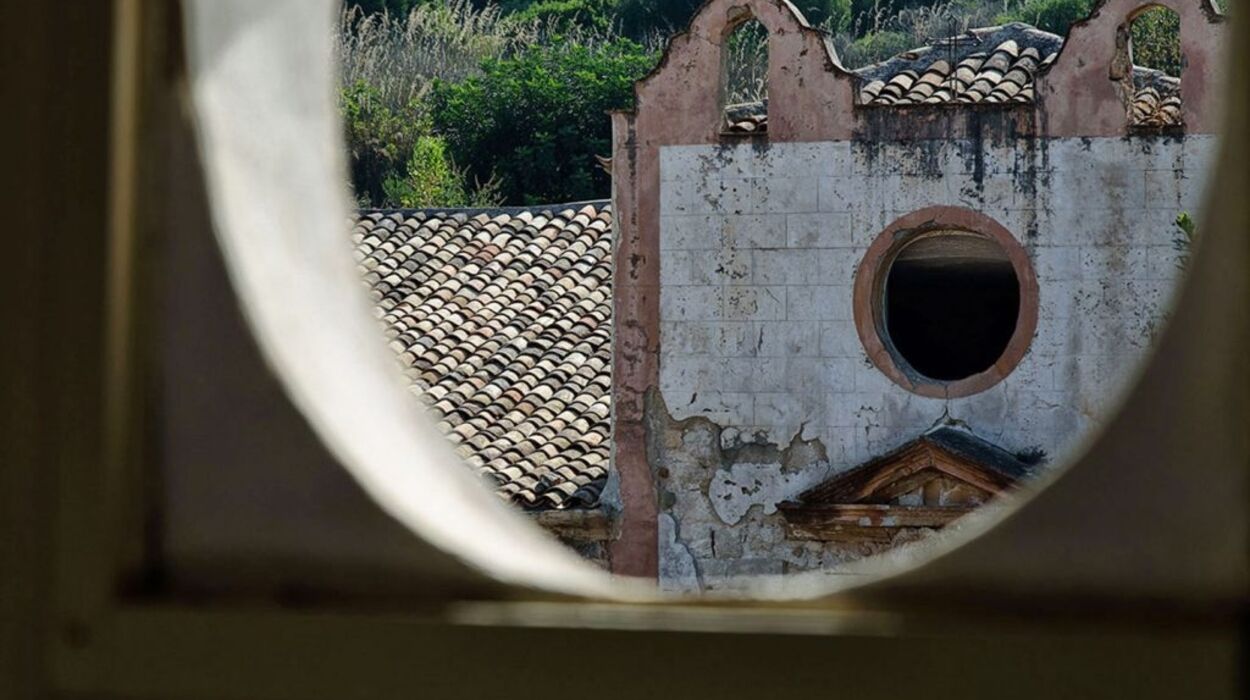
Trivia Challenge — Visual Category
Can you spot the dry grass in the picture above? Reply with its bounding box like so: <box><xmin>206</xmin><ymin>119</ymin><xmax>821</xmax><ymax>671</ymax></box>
<box><xmin>336</xmin><ymin>0</ymin><xmax>540</xmax><ymax>111</ymax></box>
<box><xmin>336</xmin><ymin>1</ymin><xmax>663</xmax><ymax>112</ymax></box>
<box><xmin>725</xmin><ymin>19</ymin><xmax>770</xmax><ymax>104</ymax></box>
<box><xmin>334</xmin><ymin>0</ymin><xmax>1008</xmax><ymax>111</ymax></box>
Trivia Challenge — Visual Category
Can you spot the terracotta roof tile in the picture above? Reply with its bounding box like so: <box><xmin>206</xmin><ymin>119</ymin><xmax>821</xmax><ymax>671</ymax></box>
<box><xmin>724</xmin><ymin>101</ymin><xmax>769</xmax><ymax>134</ymax></box>
<box><xmin>857</xmin><ymin>23</ymin><xmax>1183</xmax><ymax>123</ymax></box>
<box><xmin>856</xmin><ymin>24</ymin><xmax>1061</xmax><ymax>106</ymax></box>
<box><xmin>1130</xmin><ymin>71</ymin><xmax>1184</xmax><ymax>128</ymax></box>
<box><xmin>352</xmin><ymin>203</ymin><xmax>614</xmax><ymax>511</ymax></box>
<box><xmin>720</xmin><ymin>22</ymin><xmax>1185</xmax><ymax>130</ymax></box>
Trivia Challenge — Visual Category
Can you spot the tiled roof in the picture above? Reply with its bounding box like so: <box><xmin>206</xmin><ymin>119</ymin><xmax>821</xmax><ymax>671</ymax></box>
<box><xmin>724</xmin><ymin>101</ymin><xmax>769</xmax><ymax>133</ymax></box>
<box><xmin>351</xmin><ymin>204</ymin><xmax>614</xmax><ymax>511</ymax></box>
<box><xmin>855</xmin><ymin>23</ymin><xmax>1061</xmax><ymax>105</ymax></box>
<box><xmin>719</xmin><ymin>22</ymin><xmax>1184</xmax><ymax>127</ymax></box>
<box><xmin>921</xmin><ymin>426</ymin><xmax>1035</xmax><ymax>480</ymax></box>
<box><xmin>1131</xmin><ymin>70</ymin><xmax>1183</xmax><ymax>128</ymax></box>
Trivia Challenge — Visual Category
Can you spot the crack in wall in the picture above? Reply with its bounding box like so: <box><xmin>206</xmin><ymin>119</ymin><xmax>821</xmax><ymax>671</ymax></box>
<box><xmin>658</xmin><ymin>512</ymin><xmax>703</xmax><ymax>591</ymax></box>
<box><xmin>646</xmin><ymin>132</ymin><xmax>1215</xmax><ymax>587</ymax></box>
<box><xmin>646</xmin><ymin>387</ymin><xmax>835</xmax><ymax>528</ymax></box>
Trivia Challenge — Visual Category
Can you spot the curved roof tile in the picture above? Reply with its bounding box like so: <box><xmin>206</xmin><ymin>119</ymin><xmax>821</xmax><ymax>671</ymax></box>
<box><xmin>352</xmin><ymin>203</ymin><xmax>614</xmax><ymax>511</ymax></box>
<box><xmin>722</xmin><ymin>22</ymin><xmax>1183</xmax><ymax>127</ymax></box>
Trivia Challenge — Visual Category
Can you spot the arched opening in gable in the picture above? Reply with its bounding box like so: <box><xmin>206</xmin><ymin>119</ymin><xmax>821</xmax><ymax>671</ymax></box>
<box><xmin>721</xmin><ymin>16</ymin><xmax>769</xmax><ymax>134</ymax></box>
<box><xmin>1124</xmin><ymin>5</ymin><xmax>1184</xmax><ymax>129</ymax></box>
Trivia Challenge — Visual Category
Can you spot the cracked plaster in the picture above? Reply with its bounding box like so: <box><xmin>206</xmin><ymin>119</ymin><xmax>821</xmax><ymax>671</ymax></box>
<box><xmin>648</xmin><ymin>135</ymin><xmax>1216</xmax><ymax>590</ymax></box>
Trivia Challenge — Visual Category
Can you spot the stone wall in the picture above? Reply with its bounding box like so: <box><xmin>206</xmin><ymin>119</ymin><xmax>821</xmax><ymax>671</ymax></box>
<box><xmin>652</xmin><ymin>135</ymin><xmax>1215</xmax><ymax>591</ymax></box>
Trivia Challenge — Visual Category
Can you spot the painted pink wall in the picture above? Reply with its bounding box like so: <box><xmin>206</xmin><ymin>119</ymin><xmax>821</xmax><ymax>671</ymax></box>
<box><xmin>608</xmin><ymin>0</ymin><xmax>857</xmax><ymax>576</ymax></box>
<box><xmin>1038</xmin><ymin>0</ymin><xmax>1227</xmax><ymax>136</ymax></box>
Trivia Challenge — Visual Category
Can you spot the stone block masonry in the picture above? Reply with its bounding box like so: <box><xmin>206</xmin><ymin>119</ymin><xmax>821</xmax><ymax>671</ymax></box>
<box><xmin>651</xmin><ymin>136</ymin><xmax>1215</xmax><ymax>592</ymax></box>
<box><xmin>606</xmin><ymin>0</ymin><xmax>1226</xmax><ymax>582</ymax></box>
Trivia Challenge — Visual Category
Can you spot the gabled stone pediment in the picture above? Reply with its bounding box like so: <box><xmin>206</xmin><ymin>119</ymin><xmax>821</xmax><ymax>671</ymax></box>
<box><xmin>778</xmin><ymin>427</ymin><xmax>1031</xmax><ymax>543</ymax></box>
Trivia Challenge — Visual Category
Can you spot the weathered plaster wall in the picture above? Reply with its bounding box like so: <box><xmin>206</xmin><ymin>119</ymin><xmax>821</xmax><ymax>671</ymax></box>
<box><xmin>607</xmin><ymin>0</ymin><xmax>855</xmax><ymax>576</ymax></box>
<box><xmin>652</xmin><ymin>134</ymin><xmax>1215</xmax><ymax>591</ymax></box>
<box><xmin>609</xmin><ymin>0</ymin><xmax>1226</xmax><ymax>580</ymax></box>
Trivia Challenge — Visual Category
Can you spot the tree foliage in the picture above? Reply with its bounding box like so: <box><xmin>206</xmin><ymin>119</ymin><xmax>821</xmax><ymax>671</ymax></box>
<box><xmin>383</xmin><ymin>135</ymin><xmax>503</xmax><ymax>207</ymax></box>
<box><xmin>1130</xmin><ymin>6</ymin><xmax>1181</xmax><ymax>76</ymax></box>
<box><xmin>340</xmin><ymin>81</ymin><xmax>427</xmax><ymax>207</ymax></box>
<box><xmin>612</xmin><ymin>0</ymin><xmax>702</xmax><ymax>37</ymax></box>
<box><xmin>429</xmin><ymin>40</ymin><xmax>657</xmax><ymax>204</ymax></box>
<box><xmin>505</xmin><ymin>0</ymin><xmax>619</xmax><ymax>31</ymax></box>
<box><xmin>810</xmin><ymin>0</ymin><xmax>855</xmax><ymax>33</ymax></box>
<box><xmin>995</xmin><ymin>0</ymin><xmax>1093</xmax><ymax>34</ymax></box>
<box><xmin>339</xmin><ymin>0</ymin><xmax>1202</xmax><ymax>207</ymax></box>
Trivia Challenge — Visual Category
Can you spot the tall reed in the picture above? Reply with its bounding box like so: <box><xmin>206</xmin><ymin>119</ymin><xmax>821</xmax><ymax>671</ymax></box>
<box><xmin>336</xmin><ymin>0</ymin><xmax>540</xmax><ymax>112</ymax></box>
<box><xmin>336</xmin><ymin>1</ymin><xmax>662</xmax><ymax>111</ymax></box>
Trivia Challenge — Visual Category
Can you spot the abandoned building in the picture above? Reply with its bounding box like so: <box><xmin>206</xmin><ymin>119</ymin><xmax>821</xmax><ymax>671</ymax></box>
<box><xmin>350</xmin><ymin>0</ymin><xmax>1225</xmax><ymax>589</ymax></box>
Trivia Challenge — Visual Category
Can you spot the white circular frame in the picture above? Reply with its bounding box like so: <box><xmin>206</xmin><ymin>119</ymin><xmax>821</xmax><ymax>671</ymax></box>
<box><xmin>179</xmin><ymin>0</ymin><xmax>1249</xmax><ymax>603</ymax></box>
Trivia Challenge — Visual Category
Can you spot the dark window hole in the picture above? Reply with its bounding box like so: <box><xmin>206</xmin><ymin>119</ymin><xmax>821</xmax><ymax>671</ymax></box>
<box><xmin>884</xmin><ymin>232</ymin><xmax>1020</xmax><ymax>382</ymax></box>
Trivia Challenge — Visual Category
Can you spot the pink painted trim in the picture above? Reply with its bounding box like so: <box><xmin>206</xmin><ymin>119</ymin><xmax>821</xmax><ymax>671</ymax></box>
<box><xmin>1037</xmin><ymin>0</ymin><xmax>1227</xmax><ymax>136</ymax></box>
<box><xmin>608</xmin><ymin>0</ymin><xmax>858</xmax><ymax>577</ymax></box>
<box><xmin>608</xmin><ymin>112</ymin><xmax>659</xmax><ymax>578</ymax></box>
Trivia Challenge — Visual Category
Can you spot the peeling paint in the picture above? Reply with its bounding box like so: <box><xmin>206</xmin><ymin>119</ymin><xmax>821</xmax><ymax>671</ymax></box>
<box><xmin>611</xmin><ymin>0</ymin><xmax>1225</xmax><ymax>584</ymax></box>
<box><xmin>645</xmin><ymin>135</ymin><xmax>1216</xmax><ymax>589</ymax></box>
<box><xmin>709</xmin><ymin>461</ymin><xmax>833</xmax><ymax>525</ymax></box>
<box><xmin>658</xmin><ymin>513</ymin><xmax>701</xmax><ymax>592</ymax></box>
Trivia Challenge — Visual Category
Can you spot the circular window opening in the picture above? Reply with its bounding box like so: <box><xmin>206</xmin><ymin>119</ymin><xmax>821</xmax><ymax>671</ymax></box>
<box><xmin>854</xmin><ymin>207</ymin><xmax>1039</xmax><ymax>399</ymax></box>
<box><xmin>884</xmin><ymin>231</ymin><xmax>1020</xmax><ymax>381</ymax></box>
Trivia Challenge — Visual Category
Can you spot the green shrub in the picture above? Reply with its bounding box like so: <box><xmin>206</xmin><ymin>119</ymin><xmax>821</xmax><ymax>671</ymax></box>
<box><xmin>841</xmin><ymin>30</ymin><xmax>914</xmax><ymax>65</ymax></box>
<box><xmin>613</xmin><ymin>0</ymin><xmax>702</xmax><ymax>38</ymax></box>
<box><xmin>1130</xmin><ymin>6</ymin><xmax>1181</xmax><ymax>76</ymax></box>
<box><xmin>337</xmin><ymin>0</ymin><xmax>539</xmax><ymax>116</ymax></box>
<box><xmin>341</xmin><ymin>81</ymin><xmax>427</xmax><ymax>207</ymax></box>
<box><xmin>430</xmin><ymin>39</ymin><xmax>657</xmax><ymax>205</ymax></box>
<box><xmin>995</xmin><ymin>0</ymin><xmax>1093</xmax><ymax>35</ymax></box>
<box><xmin>1174</xmin><ymin>211</ymin><xmax>1197</xmax><ymax>269</ymax></box>
<box><xmin>806</xmin><ymin>0</ymin><xmax>855</xmax><ymax>33</ymax></box>
<box><xmin>383</xmin><ymin>136</ymin><xmax>503</xmax><ymax>208</ymax></box>
<box><xmin>506</xmin><ymin>0</ymin><xmax>619</xmax><ymax>32</ymax></box>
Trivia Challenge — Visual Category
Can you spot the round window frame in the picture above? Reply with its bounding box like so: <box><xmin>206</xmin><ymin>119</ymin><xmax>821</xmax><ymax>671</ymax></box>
<box><xmin>853</xmin><ymin>206</ymin><xmax>1040</xmax><ymax>399</ymax></box>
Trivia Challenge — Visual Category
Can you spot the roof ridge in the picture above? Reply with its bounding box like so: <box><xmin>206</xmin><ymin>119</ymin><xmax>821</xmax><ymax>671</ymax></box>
<box><xmin>357</xmin><ymin>199</ymin><xmax>612</xmax><ymax>220</ymax></box>
<box><xmin>854</xmin><ymin>22</ymin><xmax>1063</xmax><ymax>81</ymax></box>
